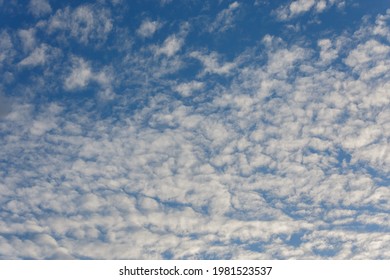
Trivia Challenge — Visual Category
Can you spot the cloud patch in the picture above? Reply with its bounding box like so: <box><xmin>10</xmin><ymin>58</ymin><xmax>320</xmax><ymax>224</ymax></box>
<box><xmin>154</xmin><ymin>35</ymin><xmax>184</xmax><ymax>57</ymax></box>
<box><xmin>19</xmin><ymin>44</ymin><xmax>50</xmax><ymax>67</ymax></box>
<box><xmin>190</xmin><ymin>51</ymin><xmax>236</xmax><ymax>75</ymax></box>
<box><xmin>137</xmin><ymin>19</ymin><xmax>162</xmax><ymax>38</ymax></box>
<box><xmin>174</xmin><ymin>81</ymin><xmax>204</xmax><ymax>97</ymax></box>
<box><xmin>28</xmin><ymin>0</ymin><xmax>52</xmax><ymax>17</ymax></box>
<box><xmin>47</xmin><ymin>5</ymin><xmax>112</xmax><ymax>45</ymax></box>
<box><xmin>275</xmin><ymin>0</ymin><xmax>346</xmax><ymax>21</ymax></box>
<box><xmin>209</xmin><ymin>1</ymin><xmax>240</xmax><ymax>33</ymax></box>
<box><xmin>64</xmin><ymin>57</ymin><xmax>111</xmax><ymax>91</ymax></box>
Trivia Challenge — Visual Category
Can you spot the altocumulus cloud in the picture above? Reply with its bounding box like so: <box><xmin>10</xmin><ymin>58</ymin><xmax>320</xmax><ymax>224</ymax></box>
<box><xmin>0</xmin><ymin>1</ymin><xmax>389</xmax><ymax>259</ymax></box>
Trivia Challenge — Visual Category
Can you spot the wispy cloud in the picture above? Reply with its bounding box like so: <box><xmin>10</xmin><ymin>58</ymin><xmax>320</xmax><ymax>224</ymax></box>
<box><xmin>0</xmin><ymin>30</ymin><xmax>14</xmax><ymax>67</ymax></box>
<box><xmin>18</xmin><ymin>28</ymin><xmax>36</xmax><ymax>51</ymax></box>
<box><xmin>209</xmin><ymin>1</ymin><xmax>240</xmax><ymax>33</ymax></box>
<box><xmin>154</xmin><ymin>34</ymin><xmax>184</xmax><ymax>57</ymax></box>
<box><xmin>190</xmin><ymin>51</ymin><xmax>236</xmax><ymax>75</ymax></box>
<box><xmin>19</xmin><ymin>44</ymin><xmax>52</xmax><ymax>67</ymax></box>
<box><xmin>28</xmin><ymin>0</ymin><xmax>52</xmax><ymax>17</ymax></box>
<box><xmin>174</xmin><ymin>81</ymin><xmax>204</xmax><ymax>97</ymax></box>
<box><xmin>46</xmin><ymin>4</ymin><xmax>112</xmax><ymax>45</ymax></box>
<box><xmin>64</xmin><ymin>57</ymin><xmax>112</xmax><ymax>91</ymax></box>
<box><xmin>137</xmin><ymin>19</ymin><xmax>162</xmax><ymax>38</ymax></box>
<box><xmin>275</xmin><ymin>0</ymin><xmax>346</xmax><ymax>21</ymax></box>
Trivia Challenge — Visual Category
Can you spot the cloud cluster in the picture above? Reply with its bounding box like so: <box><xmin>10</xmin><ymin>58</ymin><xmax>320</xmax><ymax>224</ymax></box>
<box><xmin>275</xmin><ymin>0</ymin><xmax>346</xmax><ymax>21</ymax></box>
<box><xmin>46</xmin><ymin>4</ymin><xmax>112</xmax><ymax>45</ymax></box>
<box><xmin>0</xmin><ymin>2</ymin><xmax>389</xmax><ymax>260</ymax></box>
<box><xmin>64</xmin><ymin>57</ymin><xmax>111</xmax><ymax>91</ymax></box>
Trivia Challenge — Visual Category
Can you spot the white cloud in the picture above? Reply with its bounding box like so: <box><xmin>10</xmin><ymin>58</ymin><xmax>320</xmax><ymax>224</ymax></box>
<box><xmin>275</xmin><ymin>0</ymin><xmax>345</xmax><ymax>21</ymax></box>
<box><xmin>289</xmin><ymin>0</ymin><xmax>316</xmax><ymax>17</ymax></box>
<box><xmin>30</xmin><ymin>119</ymin><xmax>56</xmax><ymax>136</ymax></box>
<box><xmin>18</xmin><ymin>28</ymin><xmax>36</xmax><ymax>51</ymax></box>
<box><xmin>23</xmin><ymin>104</ymin><xmax>61</xmax><ymax>136</ymax></box>
<box><xmin>345</xmin><ymin>40</ymin><xmax>390</xmax><ymax>68</ymax></box>
<box><xmin>318</xmin><ymin>39</ymin><xmax>338</xmax><ymax>64</ymax></box>
<box><xmin>209</xmin><ymin>1</ymin><xmax>240</xmax><ymax>33</ymax></box>
<box><xmin>373</xmin><ymin>9</ymin><xmax>390</xmax><ymax>41</ymax></box>
<box><xmin>0</xmin><ymin>31</ymin><xmax>14</xmax><ymax>66</ymax></box>
<box><xmin>28</xmin><ymin>0</ymin><xmax>52</xmax><ymax>17</ymax></box>
<box><xmin>137</xmin><ymin>19</ymin><xmax>161</xmax><ymax>38</ymax></box>
<box><xmin>0</xmin><ymin>6</ymin><xmax>389</xmax><ymax>260</ymax></box>
<box><xmin>155</xmin><ymin>35</ymin><xmax>184</xmax><ymax>57</ymax></box>
<box><xmin>47</xmin><ymin>5</ymin><xmax>112</xmax><ymax>45</ymax></box>
<box><xmin>343</xmin><ymin>125</ymin><xmax>382</xmax><ymax>149</ymax></box>
<box><xmin>190</xmin><ymin>51</ymin><xmax>236</xmax><ymax>75</ymax></box>
<box><xmin>19</xmin><ymin>44</ymin><xmax>48</xmax><ymax>67</ymax></box>
<box><xmin>64</xmin><ymin>57</ymin><xmax>112</xmax><ymax>91</ymax></box>
<box><xmin>64</xmin><ymin>58</ymin><xmax>92</xmax><ymax>90</ymax></box>
<box><xmin>174</xmin><ymin>81</ymin><xmax>204</xmax><ymax>97</ymax></box>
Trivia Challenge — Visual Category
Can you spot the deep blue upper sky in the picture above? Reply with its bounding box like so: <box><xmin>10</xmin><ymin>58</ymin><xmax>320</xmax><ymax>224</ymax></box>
<box><xmin>0</xmin><ymin>0</ymin><xmax>389</xmax><ymax>259</ymax></box>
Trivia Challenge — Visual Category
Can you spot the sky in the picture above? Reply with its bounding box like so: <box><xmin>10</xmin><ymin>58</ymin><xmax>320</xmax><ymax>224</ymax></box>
<box><xmin>0</xmin><ymin>0</ymin><xmax>389</xmax><ymax>260</ymax></box>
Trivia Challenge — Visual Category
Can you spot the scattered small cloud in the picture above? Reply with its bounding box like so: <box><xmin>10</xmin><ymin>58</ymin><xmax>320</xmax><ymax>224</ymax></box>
<box><xmin>190</xmin><ymin>51</ymin><xmax>236</xmax><ymax>75</ymax></box>
<box><xmin>174</xmin><ymin>81</ymin><xmax>204</xmax><ymax>97</ymax></box>
<box><xmin>209</xmin><ymin>1</ymin><xmax>240</xmax><ymax>33</ymax></box>
<box><xmin>64</xmin><ymin>57</ymin><xmax>92</xmax><ymax>90</ymax></box>
<box><xmin>47</xmin><ymin>5</ymin><xmax>113</xmax><ymax>45</ymax></box>
<box><xmin>0</xmin><ymin>31</ymin><xmax>14</xmax><ymax>66</ymax></box>
<box><xmin>137</xmin><ymin>19</ymin><xmax>162</xmax><ymax>38</ymax></box>
<box><xmin>64</xmin><ymin>57</ymin><xmax>113</xmax><ymax>91</ymax></box>
<box><xmin>28</xmin><ymin>0</ymin><xmax>52</xmax><ymax>17</ymax></box>
<box><xmin>275</xmin><ymin>0</ymin><xmax>346</xmax><ymax>21</ymax></box>
<box><xmin>18</xmin><ymin>28</ymin><xmax>36</xmax><ymax>51</ymax></box>
<box><xmin>317</xmin><ymin>39</ymin><xmax>339</xmax><ymax>64</ymax></box>
<box><xmin>154</xmin><ymin>35</ymin><xmax>184</xmax><ymax>57</ymax></box>
<box><xmin>19</xmin><ymin>44</ymin><xmax>48</xmax><ymax>67</ymax></box>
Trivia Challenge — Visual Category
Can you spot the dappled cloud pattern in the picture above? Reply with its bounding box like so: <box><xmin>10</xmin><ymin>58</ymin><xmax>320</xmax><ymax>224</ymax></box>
<box><xmin>0</xmin><ymin>0</ymin><xmax>389</xmax><ymax>259</ymax></box>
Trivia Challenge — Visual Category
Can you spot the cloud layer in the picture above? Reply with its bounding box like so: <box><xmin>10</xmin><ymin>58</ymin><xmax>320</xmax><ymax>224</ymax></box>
<box><xmin>0</xmin><ymin>1</ymin><xmax>389</xmax><ymax>259</ymax></box>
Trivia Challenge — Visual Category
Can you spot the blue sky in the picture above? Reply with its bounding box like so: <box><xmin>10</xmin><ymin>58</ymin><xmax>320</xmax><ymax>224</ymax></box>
<box><xmin>0</xmin><ymin>0</ymin><xmax>389</xmax><ymax>259</ymax></box>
